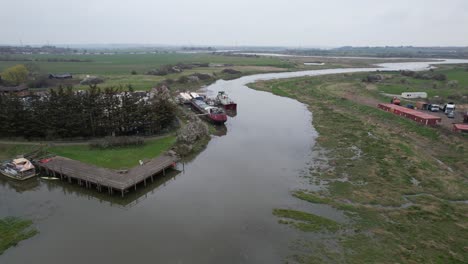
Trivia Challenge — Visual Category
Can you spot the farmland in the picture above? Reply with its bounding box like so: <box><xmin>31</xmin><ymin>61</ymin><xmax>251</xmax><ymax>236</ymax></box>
<box><xmin>375</xmin><ymin>65</ymin><xmax>468</xmax><ymax>101</ymax></box>
<box><xmin>0</xmin><ymin>53</ymin><xmax>294</xmax><ymax>91</ymax></box>
<box><xmin>0</xmin><ymin>52</ymin><xmax>411</xmax><ymax>91</ymax></box>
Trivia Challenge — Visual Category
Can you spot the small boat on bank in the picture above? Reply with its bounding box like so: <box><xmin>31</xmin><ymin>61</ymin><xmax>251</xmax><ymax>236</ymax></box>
<box><xmin>176</xmin><ymin>92</ymin><xmax>193</xmax><ymax>104</ymax></box>
<box><xmin>216</xmin><ymin>91</ymin><xmax>237</xmax><ymax>111</ymax></box>
<box><xmin>190</xmin><ymin>92</ymin><xmax>204</xmax><ymax>100</ymax></box>
<box><xmin>0</xmin><ymin>158</ymin><xmax>36</xmax><ymax>180</ymax></box>
<box><xmin>190</xmin><ymin>99</ymin><xmax>227</xmax><ymax>124</ymax></box>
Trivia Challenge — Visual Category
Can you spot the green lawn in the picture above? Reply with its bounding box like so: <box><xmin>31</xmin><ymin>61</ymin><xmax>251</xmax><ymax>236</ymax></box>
<box><xmin>48</xmin><ymin>136</ymin><xmax>176</xmax><ymax>169</ymax></box>
<box><xmin>375</xmin><ymin>66</ymin><xmax>468</xmax><ymax>101</ymax></box>
<box><xmin>0</xmin><ymin>144</ymin><xmax>39</xmax><ymax>160</ymax></box>
<box><xmin>440</xmin><ymin>67</ymin><xmax>468</xmax><ymax>86</ymax></box>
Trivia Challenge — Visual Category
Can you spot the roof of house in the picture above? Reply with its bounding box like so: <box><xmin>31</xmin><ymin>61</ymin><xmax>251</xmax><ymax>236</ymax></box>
<box><xmin>0</xmin><ymin>85</ymin><xmax>28</xmax><ymax>92</ymax></box>
<box><xmin>49</xmin><ymin>73</ymin><xmax>72</xmax><ymax>78</ymax></box>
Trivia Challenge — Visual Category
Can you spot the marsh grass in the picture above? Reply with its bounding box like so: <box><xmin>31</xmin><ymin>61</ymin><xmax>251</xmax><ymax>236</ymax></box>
<box><xmin>249</xmin><ymin>69</ymin><xmax>468</xmax><ymax>263</ymax></box>
<box><xmin>0</xmin><ymin>217</ymin><xmax>38</xmax><ymax>255</ymax></box>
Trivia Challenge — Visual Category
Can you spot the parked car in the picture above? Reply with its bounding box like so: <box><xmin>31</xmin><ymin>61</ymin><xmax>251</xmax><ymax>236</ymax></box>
<box><xmin>430</xmin><ymin>104</ymin><xmax>440</xmax><ymax>112</ymax></box>
<box><xmin>447</xmin><ymin>111</ymin><xmax>455</xmax><ymax>118</ymax></box>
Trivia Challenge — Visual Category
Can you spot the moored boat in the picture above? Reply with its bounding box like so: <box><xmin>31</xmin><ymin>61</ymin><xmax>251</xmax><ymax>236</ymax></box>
<box><xmin>176</xmin><ymin>92</ymin><xmax>193</xmax><ymax>104</ymax></box>
<box><xmin>0</xmin><ymin>158</ymin><xmax>37</xmax><ymax>180</ymax></box>
<box><xmin>190</xmin><ymin>99</ymin><xmax>227</xmax><ymax>124</ymax></box>
<box><xmin>190</xmin><ymin>92</ymin><xmax>204</xmax><ymax>100</ymax></box>
<box><xmin>216</xmin><ymin>91</ymin><xmax>237</xmax><ymax>111</ymax></box>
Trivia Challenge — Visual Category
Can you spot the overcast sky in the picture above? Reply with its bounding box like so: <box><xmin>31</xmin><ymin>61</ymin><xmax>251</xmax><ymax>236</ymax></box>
<box><xmin>2</xmin><ymin>0</ymin><xmax>468</xmax><ymax>47</ymax></box>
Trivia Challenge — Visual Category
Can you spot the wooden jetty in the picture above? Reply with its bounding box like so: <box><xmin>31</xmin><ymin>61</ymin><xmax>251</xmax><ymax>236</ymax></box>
<box><xmin>34</xmin><ymin>154</ymin><xmax>178</xmax><ymax>197</ymax></box>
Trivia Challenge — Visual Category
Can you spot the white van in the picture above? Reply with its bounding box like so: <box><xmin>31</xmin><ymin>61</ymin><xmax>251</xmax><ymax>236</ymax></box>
<box><xmin>430</xmin><ymin>104</ymin><xmax>440</xmax><ymax>112</ymax></box>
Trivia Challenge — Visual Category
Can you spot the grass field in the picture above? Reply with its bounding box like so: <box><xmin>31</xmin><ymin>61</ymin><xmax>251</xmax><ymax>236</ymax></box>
<box><xmin>249</xmin><ymin>71</ymin><xmax>468</xmax><ymax>263</ymax></box>
<box><xmin>0</xmin><ymin>53</ymin><xmax>295</xmax><ymax>91</ymax></box>
<box><xmin>0</xmin><ymin>53</ymin><xmax>293</xmax><ymax>75</ymax></box>
<box><xmin>0</xmin><ymin>144</ymin><xmax>40</xmax><ymax>160</ymax></box>
<box><xmin>375</xmin><ymin>66</ymin><xmax>468</xmax><ymax>102</ymax></box>
<box><xmin>0</xmin><ymin>217</ymin><xmax>38</xmax><ymax>255</ymax></box>
<box><xmin>47</xmin><ymin>136</ymin><xmax>176</xmax><ymax>169</ymax></box>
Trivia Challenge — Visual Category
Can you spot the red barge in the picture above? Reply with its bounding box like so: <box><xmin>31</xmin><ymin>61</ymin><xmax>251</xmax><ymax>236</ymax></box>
<box><xmin>191</xmin><ymin>99</ymin><xmax>227</xmax><ymax>124</ymax></box>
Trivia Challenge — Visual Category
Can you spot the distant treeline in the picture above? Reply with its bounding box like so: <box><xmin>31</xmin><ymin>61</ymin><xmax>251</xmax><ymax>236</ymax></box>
<box><xmin>280</xmin><ymin>46</ymin><xmax>468</xmax><ymax>59</ymax></box>
<box><xmin>0</xmin><ymin>57</ymin><xmax>92</xmax><ymax>62</ymax></box>
<box><xmin>0</xmin><ymin>87</ymin><xmax>176</xmax><ymax>139</ymax></box>
<box><xmin>0</xmin><ymin>45</ymin><xmax>76</xmax><ymax>55</ymax></box>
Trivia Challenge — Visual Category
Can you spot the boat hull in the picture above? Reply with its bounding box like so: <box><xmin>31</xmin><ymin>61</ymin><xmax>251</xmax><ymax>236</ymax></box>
<box><xmin>209</xmin><ymin>113</ymin><xmax>228</xmax><ymax>124</ymax></box>
<box><xmin>0</xmin><ymin>169</ymin><xmax>36</xmax><ymax>181</ymax></box>
<box><xmin>222</xmin><ymin>103</ymin><xmax>237</xmax><ymax>111</ymax></box>
<box><xmin>190</xmin><ymin>100</ymin><xmax>227</xmax><ymax>124</ymax></box>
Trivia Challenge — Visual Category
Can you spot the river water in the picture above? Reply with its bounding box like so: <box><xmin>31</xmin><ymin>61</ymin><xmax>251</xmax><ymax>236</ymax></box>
<box><xmin>1</xmin><ymin>59</ymin><xmax>467</xmax><ymax>263</ymax></box>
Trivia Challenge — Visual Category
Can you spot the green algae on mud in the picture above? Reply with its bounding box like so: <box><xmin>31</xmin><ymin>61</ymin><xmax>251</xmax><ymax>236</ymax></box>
<box><xmin>249</xmin><ymin>72</ymin><xmax>468</xmax><ymax>263</ymax></box>
<box><xmin>0</xmin><ymin>217</ymin><xmax>38</xmax><ymax>255</ymax></box>
<box><xmin>274</xmin><ymin>209</ymin><xmax>340</xmax><ymax>232</ymax></box>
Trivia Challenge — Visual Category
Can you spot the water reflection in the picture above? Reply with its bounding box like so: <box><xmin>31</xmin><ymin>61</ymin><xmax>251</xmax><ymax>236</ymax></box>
<box><xmin>0</xmin><ymin>177</ymin><xmax>41</xmax><ymax>193</ymax></box>
<box><xmin>225</xmin><ymin>109</ymin><xmax>237</xmax><ymax>117</ymax></box>
<box><xmin>1</xmin><ymin>169</ymin><xmax>181</xmax><ymax>208</ymax></box>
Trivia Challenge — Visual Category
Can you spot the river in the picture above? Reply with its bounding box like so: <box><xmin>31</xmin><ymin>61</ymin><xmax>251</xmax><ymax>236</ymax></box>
<box><xmin>1</xmin><ymin>59</ymin><xmax>467</xmax><ymax>263</ymax></box>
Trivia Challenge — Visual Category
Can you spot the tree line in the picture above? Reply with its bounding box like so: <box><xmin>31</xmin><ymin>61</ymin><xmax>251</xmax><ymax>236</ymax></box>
<box><xmin>0</xmin><ymin>86</ymin><xmax>176</xmax><ymax>139</ymax></box>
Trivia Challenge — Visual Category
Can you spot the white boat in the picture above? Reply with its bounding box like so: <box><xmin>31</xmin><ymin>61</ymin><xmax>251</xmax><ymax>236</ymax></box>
<box><xmin>0</xmin><ymin>158</ymin><xmax>37</xmax><ymax>180</ymax></box>
<box><xmin>189</xmin><ymin>92</ymin><xmax>204</xmax><ymax>100</ymax></box>
<box><xmin>216</xmin><ymin>91</ymin><xmax>237</xmax><ymax>110</ymax></box>
<box><xmin>176</xmin><ymin>92</ymin><xmax>193</xmax><ymax>104</ymax></box>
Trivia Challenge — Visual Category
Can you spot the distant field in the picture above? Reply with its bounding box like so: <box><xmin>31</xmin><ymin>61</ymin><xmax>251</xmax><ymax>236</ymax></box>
<box><xmin>376</xmin><ymin>66</ymin><xmax>468</xmax><ymax>100</ymax></box>
<box><xmin>0</xmin><ymin>53</ymin><xmax>293</xmax><ymax>75</ymax></box>
<box><xmin>440</xmin><ymin>67</ymin><xmax>468</xmax><ymax>86</ymax></box>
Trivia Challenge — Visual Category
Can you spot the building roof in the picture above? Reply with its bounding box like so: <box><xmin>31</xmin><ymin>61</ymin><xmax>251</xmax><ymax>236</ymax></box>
<box><xmin>0</xmin><ymin>85</ymin><xmax>28</xmax><ymax>92</ymax></box>
<box><xmin>49</xmin><ymin>73</ymin><xmax>72</xmax><ymax>78</ymax></box>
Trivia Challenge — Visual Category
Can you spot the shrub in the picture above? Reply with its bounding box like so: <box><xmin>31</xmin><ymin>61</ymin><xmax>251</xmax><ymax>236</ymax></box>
<box><xmin>1</xmin><ymin>64</ymin><xmax>29</xmax><ymax>86</ymax></box>
<box><xmin>177</xmin><ymin>76</ymin><xmax>189</xmax><ymax>84</ymax></box>
<box><xmin>432</xmin><ymin>73</ymin><xmax>447</xmax><ymax>81</ymax></box>
<box><xmin>222</xmin><ymin>68</ymin><xmax>241</xmax><ymax>74</ymax></box>
<box><xmin>27</xmin><ymin>74</ymin><xmax>50</xmax><ymax>88</ymax></box>
<box><xmin>80</xmin><ymin>76</ymin><xmax>104</xmax><ymax>86</ymax></box>
<box><xmin>447</xmin><ymin>80</ymin><xmax>459</xmax><ymax>88</ymax></box>
<box><xmin>191</xmin><ymin>73</ymin><xmax>212</xmax><ymax>80</ymax></box>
